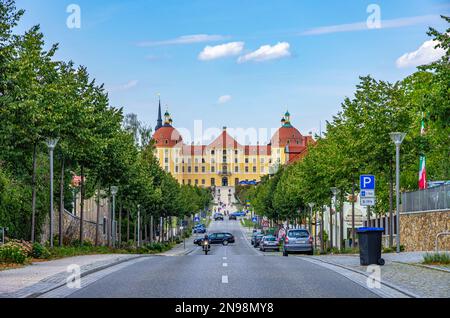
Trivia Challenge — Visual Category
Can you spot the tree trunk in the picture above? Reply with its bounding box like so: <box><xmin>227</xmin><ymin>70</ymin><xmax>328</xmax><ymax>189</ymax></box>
<box><xmin>59</xmin><ymin>158</ymin><xmax>65</xmax><ymax>247</ymax></box>
<box><xmin>150</xmin><ymin>215</ymin><xmax>153</xmax><ymax>243</ymax></box>
<box><xmin>79</xmin><ymin>166</ymin><xmax>85</xmax><ymax>244</ymax></box>
<box><xmin>31</xmin><ymin>143</ymin><xmax>37</xmax><ymax>242</ymax></box>
<box><xmin>351</xmin><ymin>181</ymin><xmax>356</xmax><ymax>248</ymax></box>
<box><xmin>340</xmin><ymin>192</ymin><xmax>344</xmax><ymax>251</ymax></box>
<box><xmin>119</xmin><ymin>203</ymin><xmax>122</xmax><ymax>246</ymax></box>
<box><xmin>127</xmin><ymin>209</ymin><xmax>130</xmax><ymax>242</ymax></box>
<box><xmin>329</xmin><ymin>196</ymin><xmax>333</xmax><ymax>250</ymax></box>
<box><xmin>320</xmin><ymin>210</ymin><xmax>324</xmax><ymax>253</ymax></box>
<box><xmin>95</xmin><ymin>186</ymin><xmax>100</xmax><ymax>246</ymax></box>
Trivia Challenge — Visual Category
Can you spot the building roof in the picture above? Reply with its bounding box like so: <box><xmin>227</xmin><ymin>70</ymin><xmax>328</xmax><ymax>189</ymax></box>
<box><xmin>271</xmin><ymin>126</ymin><xmax>304</xmax><ymax>148</ymax></box>
<box><xmin>153</xmin><ymin>126</ymin><xmax>183</xmax><ymax>148</ymax></box>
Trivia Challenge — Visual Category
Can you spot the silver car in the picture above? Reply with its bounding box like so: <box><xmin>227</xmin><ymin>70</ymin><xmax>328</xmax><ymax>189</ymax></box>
<box><xmin>259</xmin><ymin>235</ymin><xmax>280</xmax><ymax>252</ymax></box>
<box><xmin>282</xmin><ymin>229</ymin><xmax>313</xmax><ymax>256</ymax></box>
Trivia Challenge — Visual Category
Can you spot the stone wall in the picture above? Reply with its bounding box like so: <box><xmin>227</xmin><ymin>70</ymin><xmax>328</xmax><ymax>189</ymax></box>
<box><xmin>400</xmin><ymin>210</ymin><xmax>449</xmax><ymax>252</ymax></box>
<box><xmin>41</xmin><ymin>210</ymin><xmax>108</xmax><ymax>245</ymax></box>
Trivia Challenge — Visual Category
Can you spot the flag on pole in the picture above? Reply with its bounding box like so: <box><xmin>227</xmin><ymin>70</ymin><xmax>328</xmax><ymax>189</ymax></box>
<box><xmin>418</xmin><ymin>113</ymin><xmax>427</xmax><ymax>190</ymax></box>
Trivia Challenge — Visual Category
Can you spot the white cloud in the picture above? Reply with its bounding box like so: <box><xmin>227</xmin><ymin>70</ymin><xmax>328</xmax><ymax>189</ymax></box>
<box><xmin>198</xmin><ymin>42</ymin><xmax>244</xmax><ymax>61</ymax></box>
<box><xmin>396</xmin><ymin>39</ymin><xmax>445</xmax><ymax>68</ymax></box>
<box><xmin>108</xmin><ymin>80</ymin><xmax>139</xmax><ymax>92</ymax></box>
<box><xmin>218</xmin><ymin>95</ymin><xmax>232</xmax><ymax>104</ymax></box>
<box><xmin>301</xmin><ymin>14</ymin><xmax>440</xmax><ymax>36</ymax></box>
<box><xmin>238</xmin><ymin>42</ymin><xmax>291</xmax><ymax>63</ymax></box>
<box><xmin>138</xmin><ymin>34</ymin><xmax>229</xmax><ymax>47</ymax></box>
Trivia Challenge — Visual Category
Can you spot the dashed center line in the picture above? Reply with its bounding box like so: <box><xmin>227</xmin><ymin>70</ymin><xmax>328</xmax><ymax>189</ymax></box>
<box><xmin>223</xmin><ymin>257</ymin><xmax>227</xmax><ymax>260</ymax></box>
<box><xmin>222</xmin><ymin>275</ymin><xmax>229</xmax><ymax>284</ymax></box>
<box><xmin>223</xmin><ymin>263</ymin><xmax>228</xmax><ymax>267</ymax></box>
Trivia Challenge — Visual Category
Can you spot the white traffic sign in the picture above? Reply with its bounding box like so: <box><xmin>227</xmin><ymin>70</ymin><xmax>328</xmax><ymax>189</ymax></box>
<box><xmin>360</xmin><ymin>198</ymin><xmax>376</xmax><ymax>206</ymax></box>
<box><xmin>361</xmin><ymin>190</ymin><xmax>375</xmax><ymax>198</ymax></box>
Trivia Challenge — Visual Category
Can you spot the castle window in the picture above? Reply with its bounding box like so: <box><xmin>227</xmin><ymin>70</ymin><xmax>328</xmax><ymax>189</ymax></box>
<box><xmin>211</xmin><ymin>150</ymin><xmax>215</xmax><ymax>155</ymax></box>
<box><xmin>235</xmin><ymin>166</ymin><xmax>239</xmax><ymax>173</ymax></box>
<box><xmin>202</xmin><ymin>166</ymin><xmax>206</xmax><ymax>173</ymax></box>
<box><xmin>245</xmin><ymin>166</ymin><xmax>249</xmax><ymax>173</ymax></box>
<box><xmin>253</xmin><ymin>166</ymin><xmax>256</xmax><ymax>173</ymax></box>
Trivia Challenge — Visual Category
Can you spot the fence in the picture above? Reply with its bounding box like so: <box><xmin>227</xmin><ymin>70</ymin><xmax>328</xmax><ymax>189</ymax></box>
<box><xmin>401</xmin><ymin>184</ymin><xmax>450</xmax><ymax>213</ymax></box>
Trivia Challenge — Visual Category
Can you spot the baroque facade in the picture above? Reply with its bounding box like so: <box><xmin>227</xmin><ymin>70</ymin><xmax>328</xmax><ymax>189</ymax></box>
<box><xmin>152</xmin><ymin>100</ymin><xmax>314</xmax><ymax>187</ymax></box>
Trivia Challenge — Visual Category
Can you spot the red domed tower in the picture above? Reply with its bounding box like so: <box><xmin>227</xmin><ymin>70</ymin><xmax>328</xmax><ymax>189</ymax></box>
<box><xmin>270</xmin><ymin>111</ymin><xmax>314</xmax><ymax>164</ymax></box>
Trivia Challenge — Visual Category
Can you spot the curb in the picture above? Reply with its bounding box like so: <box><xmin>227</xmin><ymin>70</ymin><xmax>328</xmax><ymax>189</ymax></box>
<box><xmin>302</xmin><ymin>256</ymin><xmax>420</xmax><ymax>298</ymax></box>
<box><xmin>23</xmin><ymin>255</ymin><xmax>146</xmax><ymax>298</ymax></box>
<box><xmin>393</xmin><ymin>261</ymin><xmax>450</xmax><ymax>274</ymax></box>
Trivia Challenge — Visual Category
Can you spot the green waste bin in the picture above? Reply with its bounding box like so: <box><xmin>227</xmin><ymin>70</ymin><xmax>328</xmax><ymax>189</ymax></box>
<box><xmin>357</xmin><ymin>227</ymin><xmax>385</xmax><ymax>266</ymax></box>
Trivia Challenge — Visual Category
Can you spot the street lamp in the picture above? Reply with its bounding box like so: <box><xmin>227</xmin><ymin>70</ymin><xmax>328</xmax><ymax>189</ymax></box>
<box><xmin>390</xmin><ymin>132</ymin><xmax>406</xmax><ymax>253</ymax></box>
<box><xmin>46</xmin><ymin>138</ymin><xmax>59</xmax><ymax>248</ymax></box>
<box><xmin>308</xmin><ymin>203</ymin><xmax>315</xmax><ymax>246</ymax></box>
<box><xmin>110</xmin><ymin>186</ymin><xmax>118</xmax><ymax>248</ymax></box>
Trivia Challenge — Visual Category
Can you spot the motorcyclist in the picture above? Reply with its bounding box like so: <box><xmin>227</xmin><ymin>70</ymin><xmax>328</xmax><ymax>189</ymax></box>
<box><xmin>203</xmin><ymin>234</ymin><xmax>210</xmax><ymax>249</ymax></box>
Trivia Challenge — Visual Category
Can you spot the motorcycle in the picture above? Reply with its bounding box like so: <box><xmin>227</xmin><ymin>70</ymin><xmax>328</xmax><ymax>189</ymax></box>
<box><xmin>202</xmin><ymin>239</ymin><xmax>210</xmax><ymax>255</ymax></box>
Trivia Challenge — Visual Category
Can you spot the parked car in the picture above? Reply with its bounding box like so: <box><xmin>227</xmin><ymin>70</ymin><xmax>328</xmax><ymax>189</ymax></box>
<box><xmin>253</xmin><ymin>234</ymin><xmax>264</xmax><ymax>248</ymax></box>
<box><xmin>282</xmin><ymin>229</ymin><xmax>313</xmax><ymax>256</ymax></box>
<box><xmin>250</xmin><ymin>231</ymin><xmax>262</xmax><ymax>245</ymax></box>
<box><xmin>208</xmin><ymin>232</ymin><xmax>235</xmax><ymax>245</ymax></box>
<box><xmin>229</xmin><ymin>215</ymin><xmax>237</xmax><ymax>220</ymax></box>
<box><xmin>259</xmin><ymin>235</ymin><xmax>279</xmax><ymax>252</ymax></box>
<box><xmin>232</xmin><ymin>211</ymin><xmax>246</xmax><ymax>217</ymax></box>
<box><xmin>193</xmin><ymin>226</ymin><xmax>206</xmax><ymax>234</ymax></box>
<box><xmin>214</xmin><ymin>214</ymin><xmax>224</xmax><ymax>221</ymax></box>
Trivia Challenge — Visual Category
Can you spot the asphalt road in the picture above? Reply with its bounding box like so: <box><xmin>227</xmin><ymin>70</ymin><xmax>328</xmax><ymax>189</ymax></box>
<box><xmin>68</xmin><ymin>218</ymin><xmax>378</xmax><ymax>298</ymax></box>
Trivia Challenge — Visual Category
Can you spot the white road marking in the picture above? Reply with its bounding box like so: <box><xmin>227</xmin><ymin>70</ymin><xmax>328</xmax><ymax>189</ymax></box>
<box><xmin>222</xmin><ymin>275</ymin><xmax>228</xmax><ymax>284</ymax></box>
<box><xmin>223</xmin><ymin>263</ymin><xmax>228</xmax><ymax>267</ymax></box>
<box><xmin>223</xmin><ymin>257</ymin><xmax>227</xmax><ymax>260</ymax></box>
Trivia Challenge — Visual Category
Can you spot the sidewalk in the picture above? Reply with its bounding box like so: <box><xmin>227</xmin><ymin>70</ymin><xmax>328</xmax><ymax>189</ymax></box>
<box><xmin>306</xmin><ymin>252</ymin><xmax>450</xmax><ymax>298</ymax></box>
<box><xmin>158</xmin><ymin>236</ymin><xmax>198</xmax><ymax>256</ymax></box>
<box><xmin>0</xmin><ymin>254</ymin><xmax>143</xmax><ymax>298</ymax></box>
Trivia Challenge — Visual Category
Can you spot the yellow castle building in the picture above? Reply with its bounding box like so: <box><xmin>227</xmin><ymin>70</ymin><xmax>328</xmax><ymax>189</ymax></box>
<box><xmin>152</xmin><ymin>99</ymin><xmax>314</xmax><ymax>187</ymax></box>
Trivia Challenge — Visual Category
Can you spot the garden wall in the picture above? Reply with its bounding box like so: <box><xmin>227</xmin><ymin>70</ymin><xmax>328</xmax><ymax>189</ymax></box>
<box><xmin>400</xmin><ymin>210</ymin><xmax>449</xmax><ymax>252</ymax></box>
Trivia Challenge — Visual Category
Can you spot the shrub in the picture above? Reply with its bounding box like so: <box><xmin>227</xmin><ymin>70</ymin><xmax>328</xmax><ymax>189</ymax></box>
<box><xmin>31</xmin><ymin>242</ymin><xmax>50</xmax><ymax>259</ymax></box>
<box><xmin>423</xmin><ymin>252</ymin><xmax>450</xmax><ymax>265</ymax></box>
<box><xmin>0</xmin><ymin>241</ymin><xmax>29</xmax><ymax>264</ymax></box>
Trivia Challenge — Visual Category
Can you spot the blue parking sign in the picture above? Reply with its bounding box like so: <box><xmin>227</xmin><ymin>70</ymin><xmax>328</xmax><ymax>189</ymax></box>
<box><xmin>194</xmin><ymin>216</ymin><xmax>200</xmax><ymax>222</ymax></box>
<box><xmin>360</xmin><ymin>175</ymin><xmax>375</xmax><ymax>190</ymax></box>
<box><xmin>252</xmin><ymin>217</ymin><xmax>258</xmax><ymax>223</ymax></box>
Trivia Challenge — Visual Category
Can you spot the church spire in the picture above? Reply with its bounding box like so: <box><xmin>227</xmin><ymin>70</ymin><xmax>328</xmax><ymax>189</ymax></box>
<box><xmin>155</xmin><ymin>94</ymin><xmax>163</xmax><ymax>131</ymax></box>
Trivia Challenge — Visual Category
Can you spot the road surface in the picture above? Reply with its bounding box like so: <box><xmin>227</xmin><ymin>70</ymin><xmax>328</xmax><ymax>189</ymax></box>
<box><xmin>66</xmin><ymin>218</ymin><xmax>378</xmax><ymax>298</ymax></box>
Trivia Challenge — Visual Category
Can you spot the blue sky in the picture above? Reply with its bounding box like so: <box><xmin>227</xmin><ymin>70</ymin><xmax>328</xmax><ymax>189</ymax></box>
<box><xmin>16</xmin><ymin>0</ymin><xmax>450</xmax><ymax>143</ymax></box>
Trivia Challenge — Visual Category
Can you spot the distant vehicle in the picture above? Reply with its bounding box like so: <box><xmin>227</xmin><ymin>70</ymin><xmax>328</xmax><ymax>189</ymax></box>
<box><xmin>282</xmin><ymin>229</ymin><xmax>313</xmax><ymax>256</ymax></box>
<box><xmin>193</xmin><ymin>227</ymin><xmax>206</xmax><ymax>234</ymax></box>
<box><xmin>250</xmin><ymin>232</ymin><xmax>261</xmax><ymax>245</ymax></box>
<box><xmin>194</xmin><ymin>237</ymin><xmax>204</xmax><ymax>245</ymax></box>
<box><xmin>259</xmin><ymin>236</ymin><xmax>279</xmax><ymax>252</ymax></box>
<box><xmin>214</xmin><ymin>214</ymin><xmax>224</xmax><ymax>221</ymax></box>
<box><xmin>229</xmin><ymin>215</ymin><xmax>237</xmax><ymax>221</ymax></box>
<box><xmin>253</xmin><ymin>234</ymin><xmax>264</xmax><ymax>248</ymax></box>
<box><xmin>231</xmin><ymin>211</ymin><xmax>246</xmax><ymax>217</ymax></box>
<box><xmin>208</xmin><ymin>233</ymin><xmax>235</xmax><ymax>245</ymax></box>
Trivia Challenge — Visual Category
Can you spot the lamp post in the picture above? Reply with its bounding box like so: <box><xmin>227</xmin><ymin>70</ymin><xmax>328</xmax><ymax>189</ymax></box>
<box><xmin>390</xmin><ymin>132</ymin><xmax>406</xmax><ymax>253</ymax></box>
<box><xmin>46</xmin><ymin>138</ymin><xmax>59</xmax><ymax>248</ymax></box>
<box><xmin>331</xmin><ymin>187</ymin><xmax>340</xmax><ymax>250</ymax></box>
<box><xmin>110</xmin><ymin>186</ymin><xmax>118</xmax><ymax>248</ymax></box>
<box><xmin>308</xmin><ymin>203</ymin><xmax>315</xmax><ymax>246</ymax></box>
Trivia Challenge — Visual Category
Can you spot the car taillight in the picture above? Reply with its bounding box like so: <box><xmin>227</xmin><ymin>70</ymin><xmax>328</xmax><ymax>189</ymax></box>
<box><xmin>285</xmin><ymin>237</ymin><xmax>289</xmax><ymax>244</ymax></box>
<box><xmin>308</xmin><ymin>236</ymin><xmax>313</xmax><ymax>243</ymax></box>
